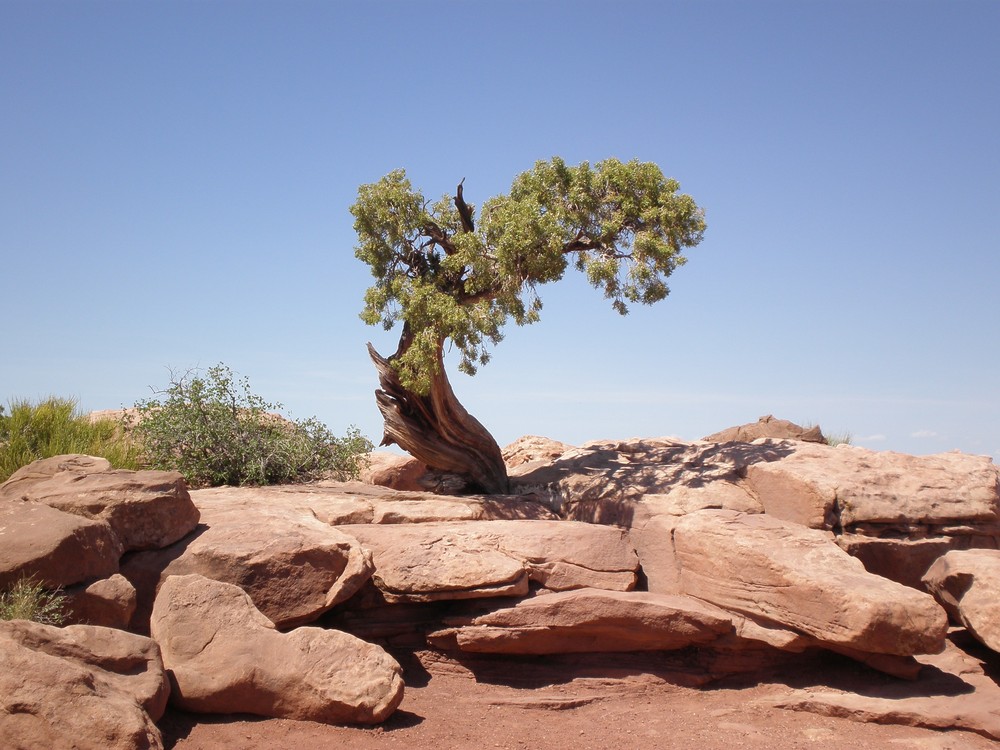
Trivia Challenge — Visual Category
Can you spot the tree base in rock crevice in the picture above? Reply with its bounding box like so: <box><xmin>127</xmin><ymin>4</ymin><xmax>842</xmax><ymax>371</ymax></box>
<box><xmin>368</xmin><ymin>342</ymin><xmax>509</xmax><ymax>495</ymax></box>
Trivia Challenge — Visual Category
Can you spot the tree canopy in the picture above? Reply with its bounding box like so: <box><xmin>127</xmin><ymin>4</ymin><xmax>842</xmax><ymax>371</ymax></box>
<box><xmin>352</xmin><ymin>156</ymin><xmax>706</xmax><ymax>395</ymax></box>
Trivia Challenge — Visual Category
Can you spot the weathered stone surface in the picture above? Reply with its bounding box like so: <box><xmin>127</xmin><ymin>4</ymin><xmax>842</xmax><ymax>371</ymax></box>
<box><xmin>510</xmin><ymin>437</ymin><xmax>776</xmax><ymax>522</ymax></box>
<box><xmin>0</xmin><ymin>454</ymin><xmax>112</xmax><ymax>497</ymax></box>
<box><xmin>64</xmin><ymin>573</ymin><xmax>138</xmax><ymax>629</ymax></box>
<box><xmin>839</xmin><ymin>533</ymin><xmax>999</xmax><ymax>589</ymax></box>
<box><xmin>0</xmin><ymin>620</ymin><xmax>169</xmax><ymax>750</ymax></box>
<box><xmin>502</xmin><ymin>435</ymin><xmax>575</xmax><ymax>469</ymax></box>
<box><xmin>703</xmin><ymin>414</ymin><xmax>826</xmax><ymax>444</ymax></box>
<box><xmin>670</xmin><ymin>510</ymin><xmax>948</xmax><ymax>656</ymax></box>
<box><xmin>771</xmin><ymin>631</ymin><xmax>1000</xmax><ymax>741</ymax></box>
<box><xmin>0</xmin><ymin>454</ymin><xmax>199</xmax><ymax>551</ymax></box>
<box><xmin>151</xmin><ymin>574</ymin><xmax>404</xmax><ymax>724</ymax></box>
<box><xmin>193</xmin><ymin>482</ymin><xmax>557</xmax><ymax>526</ymax></box>
<box><xmin>628</xmin><ymin>485</ymin><xmax>762</xmax><ymax>594</ymax></box>
<box><xmin>0</xmin><ymin>500</ymin><xmax>122</xmax><ymax>589</ymax></box>
<box><xmin>341</xmin><ymin>520</ymin><xmax>639</xmax><ymax>603</ymax></box>
<box><xmin>428</xmin><ymin>588</ymin><xmax>734</xmax><ymax>654</ymax></box>
<box><xmin>360</xmin><ymin>451</ymin><xmax>429</xmax><ymax>491</ymax></box>
<box><xmin>923</xmin><ymin>549</ymin><xmax>1000</xmax><ymax>653</ymax></box>
<box><xmin>122</xmin><ymin>491</ymin><xmax>374</xmax><ymax>630</ymax></box>
<box><xmin>342</xmin><ymin>525</ymin><xmax>529</xmax><ymax>603</ymax></box>
<box><xmin>746</xmin><ymin>442</ymin><xmax>1000</xmax><ymax>531</ymax></box>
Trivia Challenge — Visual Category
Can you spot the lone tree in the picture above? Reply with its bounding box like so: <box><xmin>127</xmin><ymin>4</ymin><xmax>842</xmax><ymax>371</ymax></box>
<box><xmin>352</xmin><ymin>157</ymin><xmax>706</xmax><ymax>495</ymax></box>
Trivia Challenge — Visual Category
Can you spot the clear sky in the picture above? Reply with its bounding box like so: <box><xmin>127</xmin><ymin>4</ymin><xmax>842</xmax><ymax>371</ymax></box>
<box><xmin>2</xmin><ymin>0</ymin><xmax>998</xmax><ymax>460</ymax></box>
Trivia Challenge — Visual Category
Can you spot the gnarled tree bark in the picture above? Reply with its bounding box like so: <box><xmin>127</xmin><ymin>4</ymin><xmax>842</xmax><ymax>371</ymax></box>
<box><xmin>367</xmin><ymin>328</ymin><xmax>509</xmax><ymax>495</ymax></box>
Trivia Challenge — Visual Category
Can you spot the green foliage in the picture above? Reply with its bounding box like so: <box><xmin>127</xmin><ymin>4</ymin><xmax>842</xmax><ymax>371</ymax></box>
<box><xmin>352</xmin><ymin>157</ymin><xmax>706</xmax><ymax>394</ymax></box>
<box><xmin>128</xmin><ymin>364</ymin><xmax>372</xmax><ymax>488</ymax></box>
<box><xmin>0</xmin><ymin>397</ymin><xmax>140</xmax><ymax>482</ymax></box>
<box><xmin>0</xmin><ymin>576</ymin><xmax>66</xmax><ymax>626</ymax></box>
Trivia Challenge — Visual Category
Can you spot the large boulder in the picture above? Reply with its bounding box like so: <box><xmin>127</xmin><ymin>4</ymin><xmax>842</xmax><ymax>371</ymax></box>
<box><xmin>746</xmin><ymin>442</ymin><xmax>1000</xmax><ymax>532</ymax></box>
<box><xmin>702</xmin><ymin>415</ymin><xmax>826</xmax><ymax>444</ymax></box>
<box><xmin>923</xmin><ymin>549</ymin><xmax>1000</xmax><ymax>653</ymax></box>
<box><xmin>0</xmin><ymin>454</ymin><xmax>199</xmax><ymax>551</ymax></box>
<box><xmin>745</xmin><ymin>442</ymin><xmax>1000</xmax><ymax>586</ymax></box>
<box><xmin>428</xmin><ymin>588</ymin><xmax>734</xmax><ymax>654</ymax></box>
<box><xmin>121</xmin><ymin>491</ymin><xmax>374</xmax><ymax>631</ymax></box>
<box><xmin>0</xmin><ymin>454</ymin><xmax>112</xmax><ymax>496</ymax></box>
<box><xmin>340</xmin><ymin>520</ymin><xmax>639</xmax><ymax>603</ymax></box>
<box><xmin>63</xmin><ymin>573</ymin><xmax>138</xmax><ymax>629</ymax></box>
<box><xmin>360</xmin><ymin>451</ymin><xmax>430</xmax><ymax>491</ymax></box>
<box><xmin>509</xmin><ymin>437</ymin><xmax>771</xmax><ymax>522</ymax></box>
<box><xmin>668</xmin><ymin>510</ymin><xmax>948</xmax><ymax>656</ymax></box>
<box><xmin>151</xmin><ymin>574</ymin><xmax>404</xmax><ymax>724</ymax></box>
<box><xmin>0</xmin><ymin>499</ymin><xmax>122</xmax><ymax>589</ymax></box>
<box><xmin>0</xmin><ymin>620</ymin><xmax>169</xmax><ymax>750</ymax></box>
<box><xmin>502</xmin><ymin>435</ymin><xmax>575</xmax><ymax>469</ymax></box>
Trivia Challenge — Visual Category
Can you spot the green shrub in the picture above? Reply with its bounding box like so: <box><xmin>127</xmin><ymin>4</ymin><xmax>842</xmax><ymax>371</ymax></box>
<box><xmin>0</xmin><ymin>576</ymin><xmax>66</xmax><ymax>625</ymax></box>
<box><xmin>127</xmin><ymin>363</ymin><xmax>372</xmax><ymax>487</ymax></box>
<box><xmin>0</xmin><ymin>397</ymin><xmax>140</xmax><ymax>482</ymax></box>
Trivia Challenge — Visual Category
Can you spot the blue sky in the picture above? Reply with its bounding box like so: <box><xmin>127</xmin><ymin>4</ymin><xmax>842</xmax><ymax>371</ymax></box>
<box><xmin>2</xmin><ymin>0</ymin><xmax>998</xmax><ymax>460</ymax></box>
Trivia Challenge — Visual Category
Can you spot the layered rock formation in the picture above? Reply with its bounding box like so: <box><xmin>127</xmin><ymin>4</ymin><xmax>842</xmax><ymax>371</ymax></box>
<box><xmin>2</xmin><ymin>426</ymin><xmax>999</xmax><ymax>741</ymax></box>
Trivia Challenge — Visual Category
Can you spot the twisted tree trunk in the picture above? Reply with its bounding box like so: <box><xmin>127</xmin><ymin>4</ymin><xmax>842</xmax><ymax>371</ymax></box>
<box><xmin>367</xmin><ymin>331</ymin><xmax>510</xmax><ymax>495</ymax></box>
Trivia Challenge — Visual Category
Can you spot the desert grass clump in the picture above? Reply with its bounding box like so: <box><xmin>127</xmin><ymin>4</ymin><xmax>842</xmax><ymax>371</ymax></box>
<box><xmin>0</xmin><ymin>397</ymin><xmax>140</xmax><ymax>482</ymax></box>
<box><xmin>825</xmin><ymin>431</ymin><xmax>854</xmax><ymax>447</ymax></box>
<box><xmin>0</xmin><ymin>576</ymin><xmax>66</xmax><ymax>626</ymax></box>
<box><xmin>128</xmin><ymin>363</ymin><xmax>372</xmax><ymax>488</ymax></box>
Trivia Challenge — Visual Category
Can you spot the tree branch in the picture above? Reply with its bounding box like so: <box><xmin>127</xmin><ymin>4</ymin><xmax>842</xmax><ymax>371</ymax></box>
<box><xmin>420</xmin><ymin>220</ymin><xmax>459</xmax><ymax>256</ymax></box>
<box><xmin>455</xmin><ymin>178</ymin><xmax>475</xmax><ymax>233</ymax></box>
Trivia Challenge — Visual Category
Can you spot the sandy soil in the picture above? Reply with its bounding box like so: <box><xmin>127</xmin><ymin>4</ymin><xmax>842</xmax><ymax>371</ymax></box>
<box><xmin>160</xmin><ymin>649</ymin><xmax>996</xmax><ymax>750</ymax></box>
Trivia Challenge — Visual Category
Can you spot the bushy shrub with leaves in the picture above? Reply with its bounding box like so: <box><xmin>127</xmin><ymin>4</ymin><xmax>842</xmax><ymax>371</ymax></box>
<box><xmin>127</xmin><ymin>364</ymin><xmax>372</xmax><ymax>487</ymax></box>
<box><xmin>0</xmin><ymin>397</ymin><xmax>139</xmax><ymax>482</ymax></box>
<box><xmin>0</xmin><ymin>576</ymin><xmax>66</xmax><ymax>625</ymax></box>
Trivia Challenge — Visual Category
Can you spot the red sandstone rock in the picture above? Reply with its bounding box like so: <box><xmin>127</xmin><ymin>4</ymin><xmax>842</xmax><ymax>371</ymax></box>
<box><xmin>0</xmin><ymin>499</ymin><xmax>122</xmax><ymax>589</ymax></box>
<box><xmin>122</xmin><ymin>492</ymin><xmax>374</xmax><ymax>631</ymax></box>
<box><xmin>746</xmin><ymin>442</ymin><xmax>1000</xmax><ymax>531</ymax></box>
<box><xmin>360</xmin><ymin>451</ymin><xmax>429</xmax><ymax>491</ymax></box>
<box><xmin>509</xmin><ymin>437</ymin><xmax>768</xmax><ymax>522</ymax></box>
<box><xmin>0</xmin><ymin>620</ymin><xmax>169</xmax><ymax>750</ymax></box>
<box><xmin>151</xmin><ymin>574</ymin><xmax>404</xmax><ymax>724</ymax></box>
<box><xmin>428</xmin><ymin>588</ymin><xmax>734</xmax><ymax>654</ymax></box>
<box><xmin>64</xmin><ymin>573</ymin><xmax>138</xmax><ymax>629</ymax></box>
<box><xmin>0</xmin><ymin>454</ymin><xmax>199</xmax><ymax>551</ymax></box>
<box><xmin>702</xmin><ymin>415</ymin><xmax>826</xmax><ymax>444</ymax></box>
<box><xmin>670</xmin><ymin>510</ymin><xmax>948</xmax><ymax>656</ymax></box>
<box><xmin>923</xmin><ymin>549</ymin><xmax>1000</xmax><ymax>653</ymax></box>
<box><xmin>502</xmin><ymin>435</ymin><xmax>575</xmax><ymax>468</ymax></box>
<box><xmin>340</xmin><ymin>520</ymin><xmax>638</xmax><ymax>603</ymax></box>
<box><xmin>0</xmin><ymin>454</ymin><xmax>112</xmax><ymax>495</ymax></box>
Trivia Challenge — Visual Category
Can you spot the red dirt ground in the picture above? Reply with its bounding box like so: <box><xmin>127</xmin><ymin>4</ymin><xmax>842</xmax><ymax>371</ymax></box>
<box><xmin>160</xmin><ymin>649</ymin><xmax>996</xmax><ymax>750</ymax></box>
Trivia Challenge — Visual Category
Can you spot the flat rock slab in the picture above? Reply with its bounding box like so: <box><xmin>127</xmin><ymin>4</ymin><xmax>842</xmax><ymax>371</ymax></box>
<box><xmin>509</xmin><ymin>437</ymin><xmax>774</xmax><ymax>523</ymax></box>
<box><xmin>770</xmin><ymin>631</ymin><xmax>1000</xmax><ymax>741</ymax></box>
<box><xmin>0</xmin><ymin>499</ymin><xmax>122</xmax><ymax>589</ymax></box>
<box><xmin>340</xmin><ymin>520</ymin><xmax>639</xmax><ymax>603</ymax></box>
<box><xmin>428</xmin><ymin>588</ymin><xmax>734</xmax><ymax>654</ymax></box>
<box><xmin>746</xmin><ymin>442</ymin><xmax>1000</xmax><ymax>530</ymax></box>
<box><xmin>122</xmin><ymin>492</ymin><xmax>374</xmax><ymax>630</ymax></box>
<box><xmin>671</xmin><ymin>510</ymin><xmax>947</xmax><ymax>656</ymax></box>
<box><xmin>151</xmin><ymin>574</ymin><xmax>404</xmax><ymax>725</ymax></box>
<box><xmin>193</xmin><ymin>482</ymin><xmax>557</xmax><ymax>525</ymax></box>
<box><xmin>0</xmin><ymin>620</ymin><xmax>169</xmax><ymax>750</ymax></box>
<box><xmin>923</xmin><ymin>549</ymin><xmax>1000</xmax><ymax>653</ymax></box>
<box><xmin>0</xmin><ymin>454</ymin><xmax>199</xmax><ymax>551</ymax></box>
